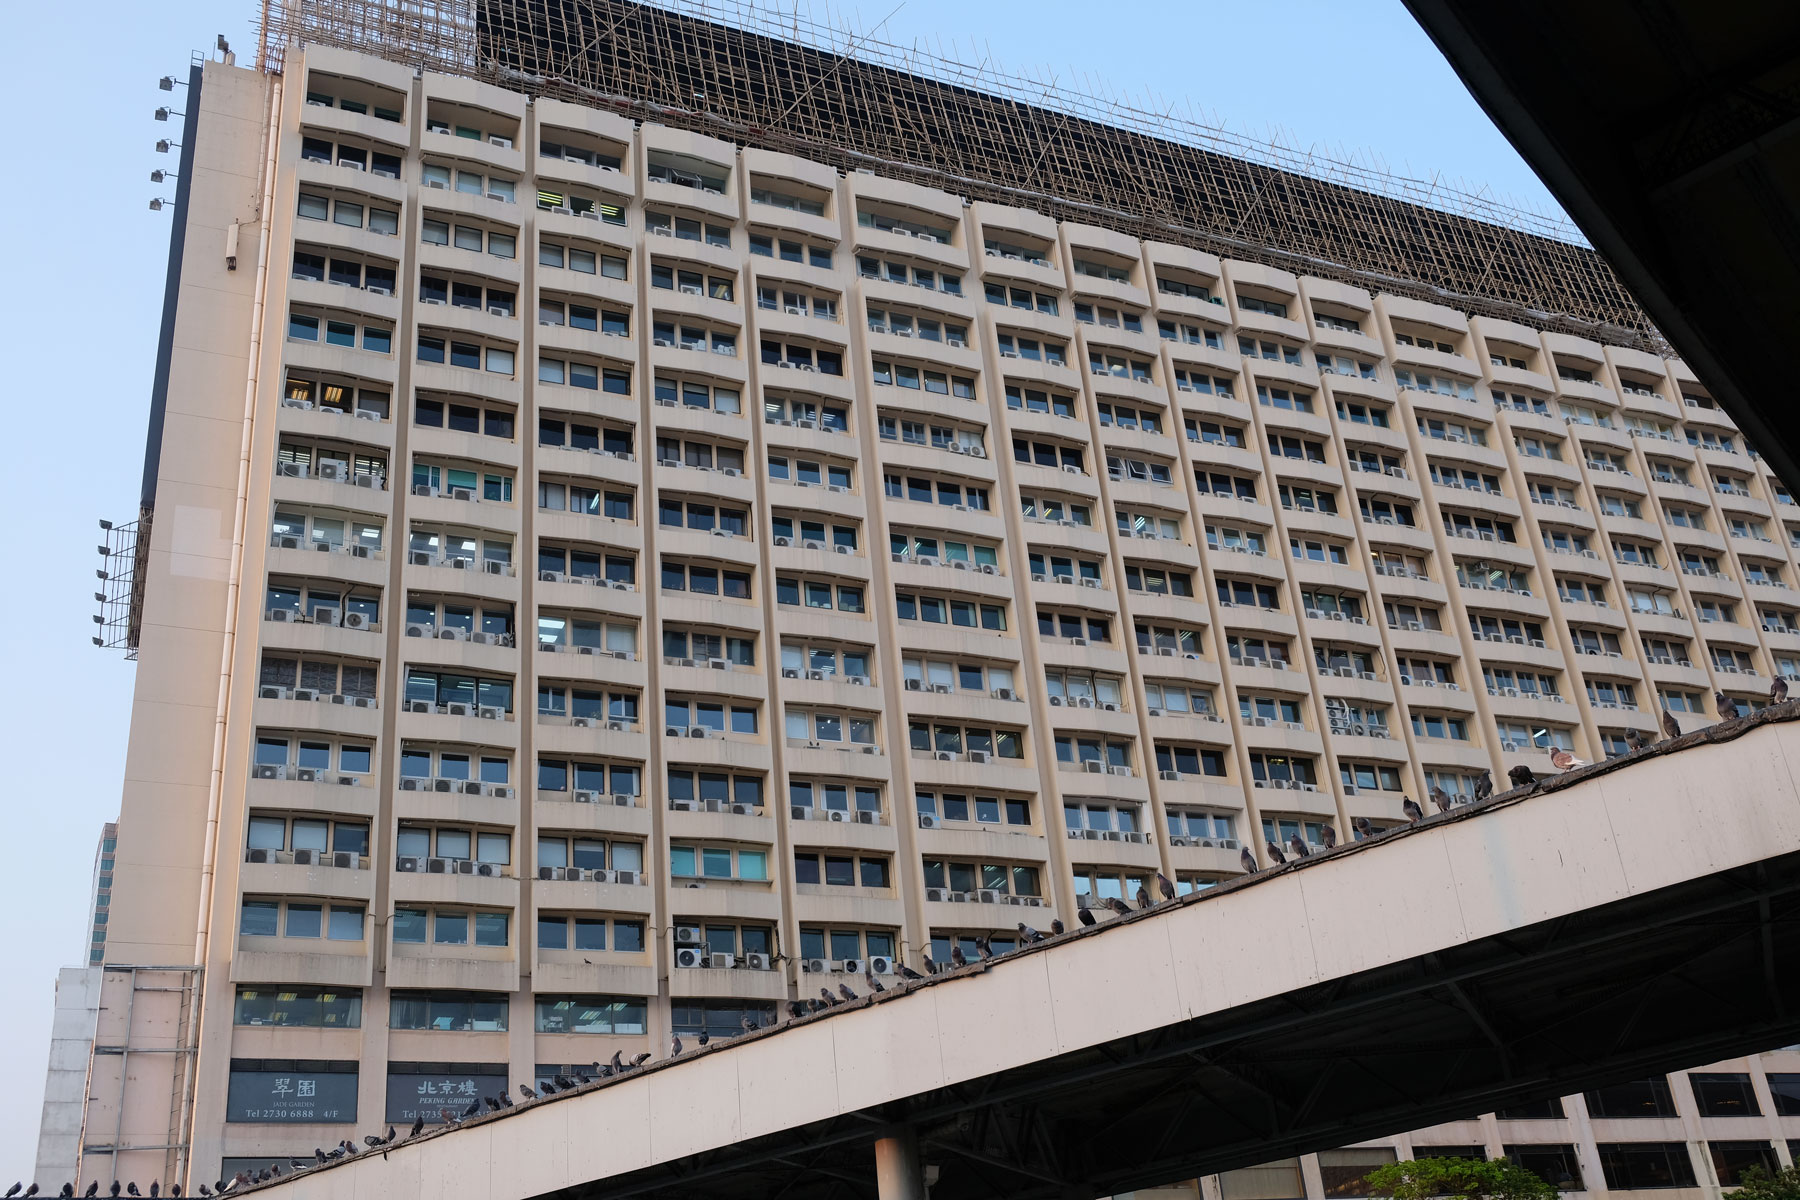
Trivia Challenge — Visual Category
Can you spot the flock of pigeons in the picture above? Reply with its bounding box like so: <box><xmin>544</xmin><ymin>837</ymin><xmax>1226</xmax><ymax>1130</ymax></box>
<box><xmin>10</xmin><ymin>685</ymin><xmax>1780</xmax><ymax>1200</ymax></box>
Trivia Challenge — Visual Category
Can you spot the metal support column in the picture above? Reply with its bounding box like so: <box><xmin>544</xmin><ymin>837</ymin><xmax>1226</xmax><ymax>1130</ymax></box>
<box><xmin>874</xmin><ymin>1126</ymin><xmax>927</xmax><ymax>1200</ymax></box>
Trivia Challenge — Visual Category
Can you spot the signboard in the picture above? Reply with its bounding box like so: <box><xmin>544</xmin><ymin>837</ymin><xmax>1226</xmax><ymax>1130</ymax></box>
<box><xmin>385</xmin><ymin>1069</ymin><xmax>506</xmax><ymax>1123</ymax></box>
<box><xmin>226</xmin><ymin>1069</ymin><xmax>357</xmax><ymax>1124</ymax></box>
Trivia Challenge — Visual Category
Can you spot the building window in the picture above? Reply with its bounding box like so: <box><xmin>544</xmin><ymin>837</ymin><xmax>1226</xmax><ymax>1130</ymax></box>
<box><xmin>1317</xmin><ymin>1148</ymin><xmax>1397</xmax><ymax>1198</ymax></box>
<box><xmin>1505</xmin><ymin>1145</ymin><xmax>1583</xmax><ymax>1191</ymax></box>
<box><xmin>389</xmin><ymin>991</ymin><xmax>508</xmax><ymax>1031</ymax></box>
<box><xmin>233</xmin><ymin>986</ymin><xmax>362</xmax><ymax>1028</ymax></box>
<box><xmin>1708</xmin><ymin>1142</ymin><xmax>1778</xmax><ymax>1188</ymax></box>
<box><xmin>1595</xmin><ymin>1143</ymin><xmax>1697</xmax><ymax>1190</ymax></box>
<box><xmin>1585</xmin><ymin>1078</ymin><xmax>1677</xmax><ymax>1118</ymax></box>
<box><xmin>1690</xmin><ymin>1072</ymin><xmax>1761</xmax><ymax>1117</ymax></box>
<box><xmin>534</xmin><ymin>995</ymin><xmax>647</xmax><ymax>1034</ymax></box>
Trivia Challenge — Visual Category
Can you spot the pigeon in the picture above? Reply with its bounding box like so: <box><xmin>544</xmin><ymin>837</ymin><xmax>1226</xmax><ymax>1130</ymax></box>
<box><xmin>610</xmin><ymin>1052</ymin><xmax>625</xmax><ymax>1073</ymax></box>
<box><xmin>6</xmin><ymin>1186</ymin><xmax>19</xmax><ymax>1198</ymax></box>
<box><xmin>1717</xmin><ymin>692</ymin><xmax>1740</xmax><ymax>719</ymax></box>
<box><xmin>788</xmin><ymin>1000</ymin><xmax>809</xmax><ymax>1018</ymax></box>
<box><xmin>497</xmin><ymin>1092</ymin><xmax>513</xmax><ymax>1109</ymax></box>
<box><xmin>126</xmin><ymin>1187</ymin><xmax>137</xmax><ymax>1199</ymax></box>
<box><xmin>898</xmin><ymin>962</ymin><xmax>924</xmax><ymax>980</ymax></box>
<box><xmin>865</xmin><ymin>969</ymin><xmax>885</xmax><ymax>993</ymax></box>
<box><xmin>1549</xmin><ymin>748</ymin><xmax>1586</xmax><ymax>772</ymax></box>
<box><xmin>1265</xmin><ymin>840</ymin><xmax>1287</xmax><ymax>864</ymax></box>
<box><xmin>629</xmin><ymin>1053</ymin><xmax>651</xmax><ymax>1067</ymax></box>
<box><xmin>923</xmin><ymin>950</ymin><xmax>940</xmax><ymax>974</ymax></box>
<box><xmin>25</xmin><ymin>1188</ymin><xmax>39</xmax><ymax>1199</ymax></box>
<box><xmin>314</xmin><ymin>1150</ymin><xmax>329</xmax><ymax>1165</ymax></box>
<box><xmin>1773</xmin><ymin>678</ymin><xmax>1789</xmax><ymax>704</ymax></box>
<box><xmin>409</xmin><ymin>1116</ymin><xmax>424</xmax><ymax>1139</ymax></box>
<box><xmin>975</xmin><ymin>935</ymin><xmax>994</xmax><ymax>959</ymax></box>
<box><xmin>482</xmin><ymin>1097</ymin><xmax>501</xmax><ymax>1113</ymax></box>
<box><xmin>1104</xmin><ymin>896</ymin><xmax>1131</xmax><ymax>916</ymax></box>
<box><xmin>1049</xmin><ymin>918</ymin><xmax>1065</xmax><ymax>936</ymax></box>
<box><xmin>820</xmin><ymin>987</ymin><xmax>840</xmax><ymax>1007</ymax></box>
<box><xmin>1077</xmin><ymin>903</ymin><xmax>1096</xmax><ymax>926</ymax></box>
<box><xmin>1240</xmin><ymin>846</ymin><xmax>1258</xmax><ymax>873</ymax></box>
<box><xmin>84</xmin><ymin>1187</ymin><xmax>97</xmax><ymax>1199</ymax></box>
<box><xmin>110</xmin><ymin>1187</ymin><xmax>121</xmax><ymax>1199</ymax></box>
<box><xmin>1430</xmin><ymin>785</ymin><xmax>1454</xmax><ymax>813</ymax></box>
<box><xmin>440</xmin><ymin>1108</ymin><xmax>460</xmax><ymax>1124</ymax></box>
<box><xmin>807</xmin><ymin>997</ymin><xmax>825</xmax><ymax>1012</ymax></box>
<box><xmin>1402</xmin><ymin>797</ymin><xmax>1424</xmax><ymax>823</ymax></box>
<box><xmin>1508</xmin><ymin>764</ymin><xmax>1536</xmax><ymax>787</ymax></box>
<box><xmin>1625</xmin><ymin>728</ymin><xmax>1648</xmax><ymax>752</ymax></box>
<box><xmin>386</xmin><ymin>1126</ymin><xmax>396</xmax><ymax>1144</ymax></box>
<box><xmin>341</xmin><ymin>1138</ymin><xmax>359</xmax><ymax>1155</ymax></box>
<box><xmin>839</xmin><ymin>982</ymin><xmax>858</xmax><ymax>1001</ymax></box>
<box><xmin>950</xmin><ymin>944</ymin><xmax>968</xmax><ymax>967</ymax></box>
<box><xmin>1017</xmin><ymin>922</ymin><xmax>1044</xmax><ymax>943</ymax></box>
<box><xmin>170</xmin><ymin>1187</ymin><xmax>179</xmax><ymax>1198</ymax></box>
<box><xmin>698</xmin><ymin>1030</ymin><xmax>710</xmax><ymax>1046</ymax></box>
<box><xmin>1353</xmin><ymin>816</ymin><xmax>1374</xmax><ymax>840</ymax></box>
<box><xmin>518</xmin><ymin>1083</ymin><xmax>537</xmax><ymax>1100</ymax></box>
<box><xmin>1319</xmin><ymin>825</ymin><xmax>1337</xmax><ymax>849</ymax></box>
<box><xmin>462</xmin><ymin>1098</ymin><xmax>480</xmax><ymax>1118</ymax></box>
<box><xmin>364</xmin><ymin>1136</ymin><xmax>384</xmax><ymax>1147</ymax></box>
<box><xmin>1136</xmin><ymin>884</ymin><xmax>1154</xmax><ymax>909</ymax></box>
<box><xmin>1474</xmin><ymin>772</ymin><xmax>1493</xmax><ymax>803</ymax></box>
<box><xmin>150</xmin><ymin>1187</ymin><xmax>158</xmax><ymax>1199</ymax></box>
<box><xmin>1288</xmin><ymin>833</ymin><xmax>1311</xmax><ymax>859</ymax></box>
<box><xmin>1662</xmin><ymin>708</ymin><xmax>1682</xmax><ymax>741</ymax></box>
<box><xmin>670</xmin><ymin>1035</ymin><xmax>683</xmax><ymax>1056</ymax></box>
<box><xmin>60</xmin><ymin>1189</ymin><xmax>73</xmax><ymax>1200</ymax></box>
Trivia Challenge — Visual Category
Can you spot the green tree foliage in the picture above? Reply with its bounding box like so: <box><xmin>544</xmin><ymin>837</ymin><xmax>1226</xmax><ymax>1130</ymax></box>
<box><xmin>1365</xmin><ymin>1156</ymin><xmax>1556</xmax><ymax>1200</ymax></box>
<box><xmin>1728</xmin><ymin>1165</ymin><xmax>1800</xmax><ymax>1200</ymax></box>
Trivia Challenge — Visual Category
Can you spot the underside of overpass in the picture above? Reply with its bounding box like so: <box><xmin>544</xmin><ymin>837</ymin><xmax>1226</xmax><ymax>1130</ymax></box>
<box><xmin>568</xmin><ymin>848</ymin><xmax>1800</xmax><ymax>1200</ymax></box>
<box><xmin>1401</xmin><ymin>0</ymin><xmax>1800</xmax><ymax>490</ymax></box>
<box><xmin>242</xmin><ymin>713</ymin><xmax>1800</xmax><ymax>1200</ymax></box>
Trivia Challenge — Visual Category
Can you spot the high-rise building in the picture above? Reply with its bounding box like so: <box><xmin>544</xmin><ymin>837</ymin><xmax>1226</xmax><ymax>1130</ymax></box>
<box><xmin>87</xmin><ymin>821</ymin><xmax>119</xmax><ymax>966</ymax></box>
<box><xmin>65</xmin><ymin>1</ymin><xmax>1800</xmax><ymax>1193</ymax></box>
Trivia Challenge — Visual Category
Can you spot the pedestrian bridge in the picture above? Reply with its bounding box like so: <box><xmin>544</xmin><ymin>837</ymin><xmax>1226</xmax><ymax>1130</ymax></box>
<box><xmin>252</xmin><ymin>710</ymin><xmax>1800</xmax><ymax>1200</ymax></box>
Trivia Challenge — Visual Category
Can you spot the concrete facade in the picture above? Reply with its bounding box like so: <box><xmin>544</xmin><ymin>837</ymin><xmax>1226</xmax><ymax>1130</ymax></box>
<box><xmin>63</xmin><ymin>38</ymin><xmax>1800</xmax><ymax>1198</ymax></box>
<box><xmin>33</xmin><ymin>968</ymin><xmax>103</xmax><ymax>1187</ymax></box>
<box><xmin>180</xmin><ymin>713</ymin><xmax>1800</xmax><ymax>1199</ymax></box>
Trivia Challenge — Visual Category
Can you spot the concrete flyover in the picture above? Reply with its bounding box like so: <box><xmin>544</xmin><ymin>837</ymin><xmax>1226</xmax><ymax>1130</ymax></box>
<box><xmin>248</xmin><ymin>709</ymin><xmax>1800</xmax><ymax>1200</ymax></box>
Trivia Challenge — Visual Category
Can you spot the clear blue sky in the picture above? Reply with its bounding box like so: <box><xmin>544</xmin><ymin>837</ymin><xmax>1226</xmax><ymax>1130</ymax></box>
<box><xmin>0</xmin><ymin>0</ymin><xmax>1565</xmax><ymax>1179</ymax></box>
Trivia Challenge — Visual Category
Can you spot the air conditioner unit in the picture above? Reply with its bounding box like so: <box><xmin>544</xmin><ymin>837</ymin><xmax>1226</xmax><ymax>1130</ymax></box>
<box><xmin>918</xmin><ymin>814</ymin><xmax>940</xmax><ymax>830</ymax></box>
<box><xmin>674</xmin><ymin>947</ymin><xmax>705</xmax><ymax>968</ymax></box>
<box><xmin>708</xmin><ymin>952</ymin><xmax>736</xmax><ymax>969</ymax></box>
<box><xmin>803</xmin><ymin>957</ymin><xmax>830</xmax><ymax>974</ymax></box>
<box><xmin>924</xmin><ymin>887</ymin><xmax>952</xmax><ymax>902</ymax></box>
<box><xmin>426</xmin><ymin>857</ymin><xmax>449</xmax><ymax>873</ymax></box>
<box><xmin>406</xmin><ymin>699</ymin><xmax>432</xmax><ymax>713</ymax></box>
<box><xmin>267</xmin><ymin>607</ymin><xmax>295</xmax><ymax>623</ymax></box>
<box><xmin>445</xmin><ymin>701</ymin><xmax>472</xmax><ymax>716</ymax></box>
<box><xmin>246</xmin><ymin>847</ymin><xmax>272</xmax><ymax>864</ymax></box>
<box><xmin>1083</xmin><ymin>761</ymin><xmax>1104</xmax><ymax>774</ymax></box>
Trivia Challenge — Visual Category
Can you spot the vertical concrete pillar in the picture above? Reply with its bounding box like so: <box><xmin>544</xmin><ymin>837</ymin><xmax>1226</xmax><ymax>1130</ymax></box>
<box><xmin>875</xmin><ymin>1127</ymin><xmax>927</xmax><ymax>1200</ymax></box>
